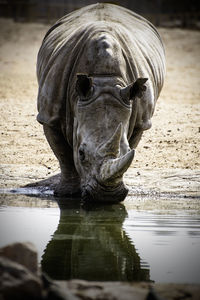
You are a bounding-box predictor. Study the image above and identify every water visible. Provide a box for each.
[0,193,200,283]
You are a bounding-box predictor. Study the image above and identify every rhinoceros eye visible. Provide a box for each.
[79,149,85,162]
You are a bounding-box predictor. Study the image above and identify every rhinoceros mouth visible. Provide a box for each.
[81,181,128,203]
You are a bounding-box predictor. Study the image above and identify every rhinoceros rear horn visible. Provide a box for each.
[120,78,148,102]
[97,123,122,157]
[76,74,93,98]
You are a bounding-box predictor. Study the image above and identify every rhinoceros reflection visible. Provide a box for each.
[41,201,150,281]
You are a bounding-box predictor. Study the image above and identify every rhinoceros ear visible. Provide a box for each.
[76,74,93,99]
[120,78,148,102]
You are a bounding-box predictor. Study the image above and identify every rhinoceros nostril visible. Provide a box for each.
[79,149,85,162]
[81,188,94,201]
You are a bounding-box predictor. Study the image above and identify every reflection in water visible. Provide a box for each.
[1,193,200,283]
[41,200,150,281]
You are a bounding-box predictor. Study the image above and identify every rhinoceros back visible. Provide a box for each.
[37,3,165,134]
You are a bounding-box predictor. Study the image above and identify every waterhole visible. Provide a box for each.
[0,191,200,283]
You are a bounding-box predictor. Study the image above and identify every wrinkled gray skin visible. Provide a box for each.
[37,3,165,202]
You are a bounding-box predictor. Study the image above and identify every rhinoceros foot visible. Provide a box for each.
[54,178,81,198]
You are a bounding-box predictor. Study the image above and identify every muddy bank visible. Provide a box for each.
[1,166,200,212]
[0,164,200,210]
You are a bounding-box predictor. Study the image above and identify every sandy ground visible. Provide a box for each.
[0,18,200,196]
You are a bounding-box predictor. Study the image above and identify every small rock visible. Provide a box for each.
[0,242,38,274]
[146,288,164,300]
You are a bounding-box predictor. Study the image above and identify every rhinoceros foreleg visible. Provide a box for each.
[43,124,81,197]
[129,108,152,149]
[129,128,144,149]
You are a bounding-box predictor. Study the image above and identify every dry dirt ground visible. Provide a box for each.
[0,18,200,199]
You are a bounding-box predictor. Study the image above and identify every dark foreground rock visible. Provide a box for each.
[0,242,200,300]
[0,256,42,300]
[0,242,38,274]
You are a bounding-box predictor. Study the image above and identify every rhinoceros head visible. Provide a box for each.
[73,74,147,202]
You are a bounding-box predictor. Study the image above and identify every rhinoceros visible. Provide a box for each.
[36,3,165,202]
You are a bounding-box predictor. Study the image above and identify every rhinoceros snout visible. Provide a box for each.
[81,182,128,203]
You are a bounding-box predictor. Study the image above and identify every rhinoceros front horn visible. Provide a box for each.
[99,149,135,184]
